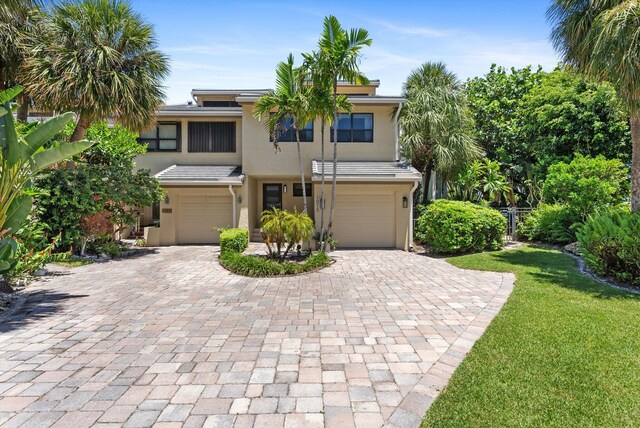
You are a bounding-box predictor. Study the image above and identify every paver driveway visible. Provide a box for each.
[0,247,514,428]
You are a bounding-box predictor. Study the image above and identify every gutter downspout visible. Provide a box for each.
[409,180,419,251]
[394,101,403,161]
[228,185,237,228]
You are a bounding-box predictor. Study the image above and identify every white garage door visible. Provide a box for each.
[332,193,395,248]
[177,195,233,244]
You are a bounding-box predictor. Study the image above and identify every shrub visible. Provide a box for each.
[416,200,506,253]
[219,228,248,254]
[542,154,628,221]
[261,208,314,259]
[578,208,640,285]
[517,203,578,244]
[219,251,330,277]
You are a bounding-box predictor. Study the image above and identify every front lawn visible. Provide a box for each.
[421,245,640,427]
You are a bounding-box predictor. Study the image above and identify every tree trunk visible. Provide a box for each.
[16,92,28,122]
[319,119,326,249]
[631,113,640,212]
[67,113,90,169]
[324,78,339,252]
[70,113,90,142]
[294,122,308,214]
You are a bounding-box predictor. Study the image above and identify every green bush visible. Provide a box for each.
[220,251,330,277]
[542,154,629,221]
[578,208,640,285]
[416,200,506,253]
[518,204,579,244]
[219,228,248,254]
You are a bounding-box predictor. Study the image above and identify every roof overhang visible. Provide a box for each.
[236,95,404,105]
[311,160,421,183]
[157,108,242,117]
[154,165,244,186]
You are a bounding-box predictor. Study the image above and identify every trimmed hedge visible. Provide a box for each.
[220,251,330,277]
[517,203,578,245]
[416,200,505,254]
[578,208,640,285]
[219,228,248,254]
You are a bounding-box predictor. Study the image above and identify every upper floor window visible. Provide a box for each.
[188,121,236,153]
[270,115,313,142]
[138,122,180,151]
[331,113,373,143]
[202,100,240,107]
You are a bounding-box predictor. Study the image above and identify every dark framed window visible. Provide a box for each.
[293,183,312,197]
[188,121,236,152]
[270,115,313,142]
[138,122,181,151]
[330,113,373,142]
[202,100,240,107]
[152,201,160,222]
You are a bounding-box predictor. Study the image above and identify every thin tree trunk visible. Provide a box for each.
[16,92,28,122]
[324,78,339,252]
[319,119,326,250]
[631,114,640,212]
[294,122,308,214]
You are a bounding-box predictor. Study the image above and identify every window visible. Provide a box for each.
[330,113,373,142]
[293,183,312,197]
[270,115,313,142]
[138,122,180,151]
[152,201,160,222]
[188,122,236,152]
[202,100,240,107]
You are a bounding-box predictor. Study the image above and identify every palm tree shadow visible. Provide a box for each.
[0,290,87,333]
[490,246,640,301]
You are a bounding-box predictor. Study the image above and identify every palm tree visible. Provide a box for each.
[399,62,480,203]
[308,15,371,251]
[548,0,640,211]
[22,0,169,141]
[254,54,312,214]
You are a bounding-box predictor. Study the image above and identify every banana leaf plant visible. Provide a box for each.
[0,86,94,273]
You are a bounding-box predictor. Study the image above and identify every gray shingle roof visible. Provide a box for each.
[154,165,244,184]
[311,161,421,181]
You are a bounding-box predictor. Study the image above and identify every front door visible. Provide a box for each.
[263,183,283,211]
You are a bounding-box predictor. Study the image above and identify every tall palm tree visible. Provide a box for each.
[308,15,371,250]
[548,0,640,211]
[22,0,169,141]
[399,62,480,203]
[254,54,312,214]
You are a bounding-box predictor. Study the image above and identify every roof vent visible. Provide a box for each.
[187,101,193,106]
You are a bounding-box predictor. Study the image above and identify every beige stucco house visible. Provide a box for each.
[136,80,421,250]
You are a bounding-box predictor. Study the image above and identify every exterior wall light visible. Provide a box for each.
[283,184,287,193]
[402,196,408,208]
[164,195,170,205]
[238,195,242,204]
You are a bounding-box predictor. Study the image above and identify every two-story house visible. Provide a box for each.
[135,80,421,250]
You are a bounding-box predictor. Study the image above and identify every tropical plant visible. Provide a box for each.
[254,54,312,214]
[304,15,371,251]
[0,86,93,273]
[548,0,640,211]
[260,208,314,260]
[542,154,629,221]
[22,0,169,141]
[219,228,249,255]
[33,121,163,249]
[400,62,480,203]
[448,158,511,204]
[79,211,112,256]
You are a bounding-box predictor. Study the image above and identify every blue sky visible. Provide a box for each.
[131,0,560,104]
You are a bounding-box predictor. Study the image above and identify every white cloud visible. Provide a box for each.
[373,19,447,38]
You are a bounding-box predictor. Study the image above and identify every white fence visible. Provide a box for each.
[498,207,533,241]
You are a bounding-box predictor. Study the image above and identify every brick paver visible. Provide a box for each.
[0,247,514,427]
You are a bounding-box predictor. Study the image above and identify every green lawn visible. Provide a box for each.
[52,258,93,268]
[421,245,640,428]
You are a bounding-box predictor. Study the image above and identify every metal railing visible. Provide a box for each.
[498,207,533,241]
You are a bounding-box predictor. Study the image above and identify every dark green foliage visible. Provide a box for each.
[219,228,248,254]
[416,200,505,253]
[34,121,163,250]
[542,154,629,220]
[578,208,640,285]
[219,251,330,277]
[448,158,511,204]
[518,204,577,244]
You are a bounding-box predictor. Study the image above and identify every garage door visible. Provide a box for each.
[177,195,233,244]
[332,193,395,248]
